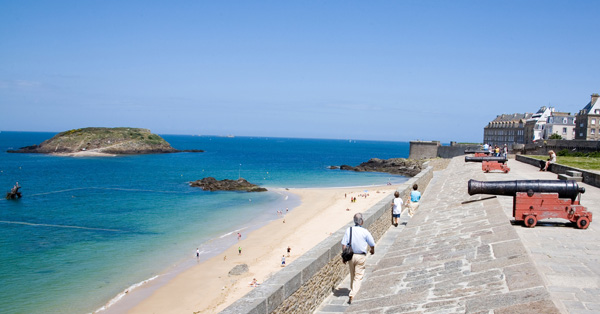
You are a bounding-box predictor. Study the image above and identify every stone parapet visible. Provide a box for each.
[516,155,600,188]
[220,165,435,314]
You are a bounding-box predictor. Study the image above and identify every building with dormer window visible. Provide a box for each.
[575,93,600,140]
[483,113,532,147]
[543,112,576,140]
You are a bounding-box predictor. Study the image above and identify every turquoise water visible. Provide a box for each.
[0,132,409,313]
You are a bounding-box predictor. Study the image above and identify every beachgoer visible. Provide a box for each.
[407,184,421,217]
[250,278,259,287]
[483,143,489,151]
[287,246,291,257]
[281,255,286,267]
[391,191,403,227]
[494,145,500,157]
[540,150,557,171]
[341,213,375,304]
[196,248,200,259]
[237,233,241,241]
[503,144,508,157]
[238,246,242,255]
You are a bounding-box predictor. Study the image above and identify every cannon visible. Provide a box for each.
[468,179,592,229]
[464,156,510,173]
[464,150,491,157]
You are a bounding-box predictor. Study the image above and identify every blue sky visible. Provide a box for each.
[1,1,599,142]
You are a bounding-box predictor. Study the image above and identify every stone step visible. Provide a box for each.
[558,174,583,182]
[566,170,582,177]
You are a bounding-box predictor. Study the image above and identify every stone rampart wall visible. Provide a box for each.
[522,139,600,155]
[516,155,600,188]
[408,141,440,159]
[437,144,480,159]
[220,165,435,314]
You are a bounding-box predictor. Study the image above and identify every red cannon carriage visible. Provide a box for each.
[468,179,592,229]
[465,156,510,173]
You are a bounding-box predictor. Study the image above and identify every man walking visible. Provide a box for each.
[341,213,375,304]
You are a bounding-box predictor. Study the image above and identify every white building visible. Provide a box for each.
[543,112,576,140]
[524,106,554,143]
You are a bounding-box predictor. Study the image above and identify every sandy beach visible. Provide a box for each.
[121,184,399,314]
[51,150,117,157]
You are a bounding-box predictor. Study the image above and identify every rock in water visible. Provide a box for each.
[6,127,203,155]
[189,177,268,192]
[338,158,424,177]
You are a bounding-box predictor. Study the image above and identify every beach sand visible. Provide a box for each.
[51,150,117,157]
[124,185,398,314]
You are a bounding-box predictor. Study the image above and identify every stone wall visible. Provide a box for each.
[220,165,435,314]
[408,141,440,159]
[522,139,600,155]
[409,141,481,159]
[437,144,480,159]
[515,155,600,188]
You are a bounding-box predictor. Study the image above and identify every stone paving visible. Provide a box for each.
[482,159,600,314]
[316,155,599,314]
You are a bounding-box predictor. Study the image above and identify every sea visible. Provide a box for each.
[0,131,410,314]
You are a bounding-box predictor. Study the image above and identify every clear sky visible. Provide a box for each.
[1,1,599,143]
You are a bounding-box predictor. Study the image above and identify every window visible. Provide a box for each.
[580,132,584,137]
[563,118,567,124]
[592,129,596,135]
[581,123,584,127]
[592,119,596,125]
[596,109,600,114]
[562,128,567,134]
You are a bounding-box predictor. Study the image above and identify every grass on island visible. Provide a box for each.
[525,155,600,171]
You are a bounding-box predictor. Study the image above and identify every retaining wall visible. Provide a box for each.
[515,155,600,188]
[522,139,600,155]
[220,165,435,314]
[408,141,440,159]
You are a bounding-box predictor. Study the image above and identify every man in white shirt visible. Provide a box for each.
[341,213,375,304]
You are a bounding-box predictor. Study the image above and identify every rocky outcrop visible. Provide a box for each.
[339,158,424,177]
[189,177,267,192]
[6,127,203,155]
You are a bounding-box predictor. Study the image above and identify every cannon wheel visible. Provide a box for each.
[576,216,590,229]
[524,215,537,228]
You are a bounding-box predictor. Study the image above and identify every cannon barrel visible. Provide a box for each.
[468,179,585,200]
[465,156,508,163]
[464,150,491,154]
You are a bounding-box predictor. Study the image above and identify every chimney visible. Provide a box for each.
[592,93,600,105]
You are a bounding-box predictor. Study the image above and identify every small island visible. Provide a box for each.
[189,177,267,192]
[6,127,203,156]
[338,158,424,177]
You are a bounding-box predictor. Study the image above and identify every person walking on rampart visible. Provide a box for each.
[341,213,375,304]
[407,184,421,217]
[391,191,403,227]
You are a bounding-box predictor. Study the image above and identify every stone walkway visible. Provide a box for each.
[483,159,600,314]
[315,156,599,314]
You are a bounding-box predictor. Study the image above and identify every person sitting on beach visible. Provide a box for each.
[407,184,421,217]
[250,278,259,287]
[540,150,556,171]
